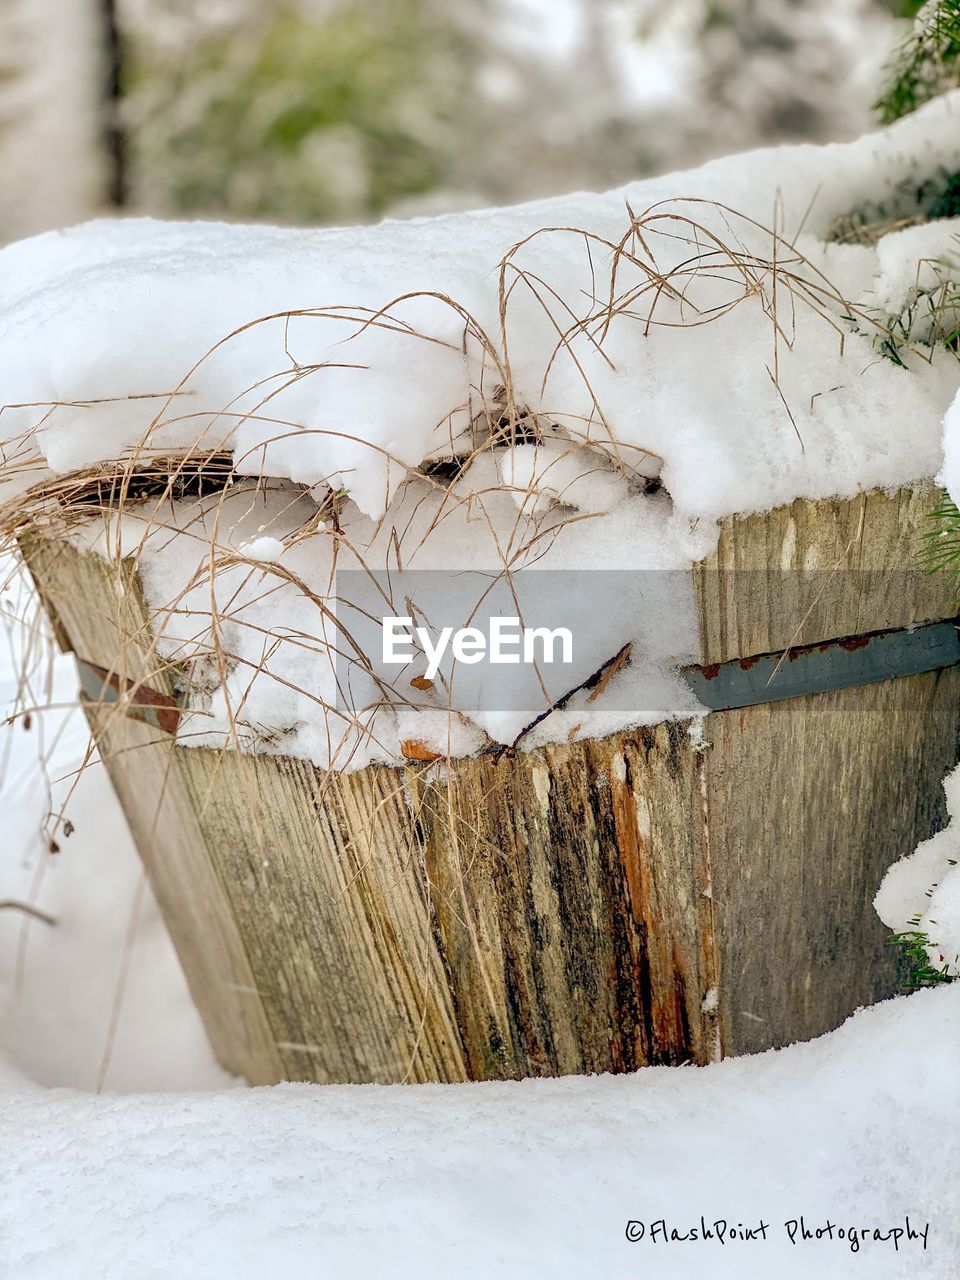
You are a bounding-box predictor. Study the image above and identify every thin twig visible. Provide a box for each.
[490,642,633,760]
[0,900,56,926]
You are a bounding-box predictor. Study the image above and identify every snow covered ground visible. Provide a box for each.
[0,594,958,1278]
[3,971,959,1277]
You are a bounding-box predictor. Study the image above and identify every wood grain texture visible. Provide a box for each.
[21,533,286,1084]
[22,534,717,1081]
[694,484,955,665]
[705,667,960,1055]
[170,750,467,1083]
[19,483,960,1084]
[407,725,717,1078]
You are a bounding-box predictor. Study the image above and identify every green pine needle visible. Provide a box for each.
[921,494,960,591]
[875,0,960,123]
[888,929,955,990]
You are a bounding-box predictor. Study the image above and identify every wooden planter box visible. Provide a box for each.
[22,485,960,1085]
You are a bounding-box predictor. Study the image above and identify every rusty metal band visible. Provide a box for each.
[75,618,960,736]
[682,619,960,712]
[77,659,182,735]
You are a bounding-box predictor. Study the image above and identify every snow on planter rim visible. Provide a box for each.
[0,94,959,770]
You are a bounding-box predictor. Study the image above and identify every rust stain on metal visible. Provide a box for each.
[838,635,872,652]
[787,632,877,662]
[80,661,181,734]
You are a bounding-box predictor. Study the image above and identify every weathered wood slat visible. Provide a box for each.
[180,751,467,1083]
[20,484,960,1084]
[705,667,960,1055]
[22,535,285,1084]
[694,484,954,664]
[407,726,716,1077]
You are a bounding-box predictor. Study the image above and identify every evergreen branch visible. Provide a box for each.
[876,0,960,123]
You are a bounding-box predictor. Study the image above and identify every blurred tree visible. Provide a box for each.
[114,0,913,227]
[119,0,665,223]
[636,0,899,170]
[121,0,480,223]
[0,0,105,243]
[1,0,932,240]
[101,0,126,206]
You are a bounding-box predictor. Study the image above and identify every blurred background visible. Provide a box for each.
[0,1,936,244]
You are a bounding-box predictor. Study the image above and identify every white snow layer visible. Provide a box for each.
[876,763,960,977]
[2,985,958,1279]
[1,95,960,768]
[939,385,960,514]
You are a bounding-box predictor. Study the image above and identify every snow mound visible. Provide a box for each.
[876,763,960,977]
[1,95,959,768]
[2,985,958,1279]
[1,93,958,518]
